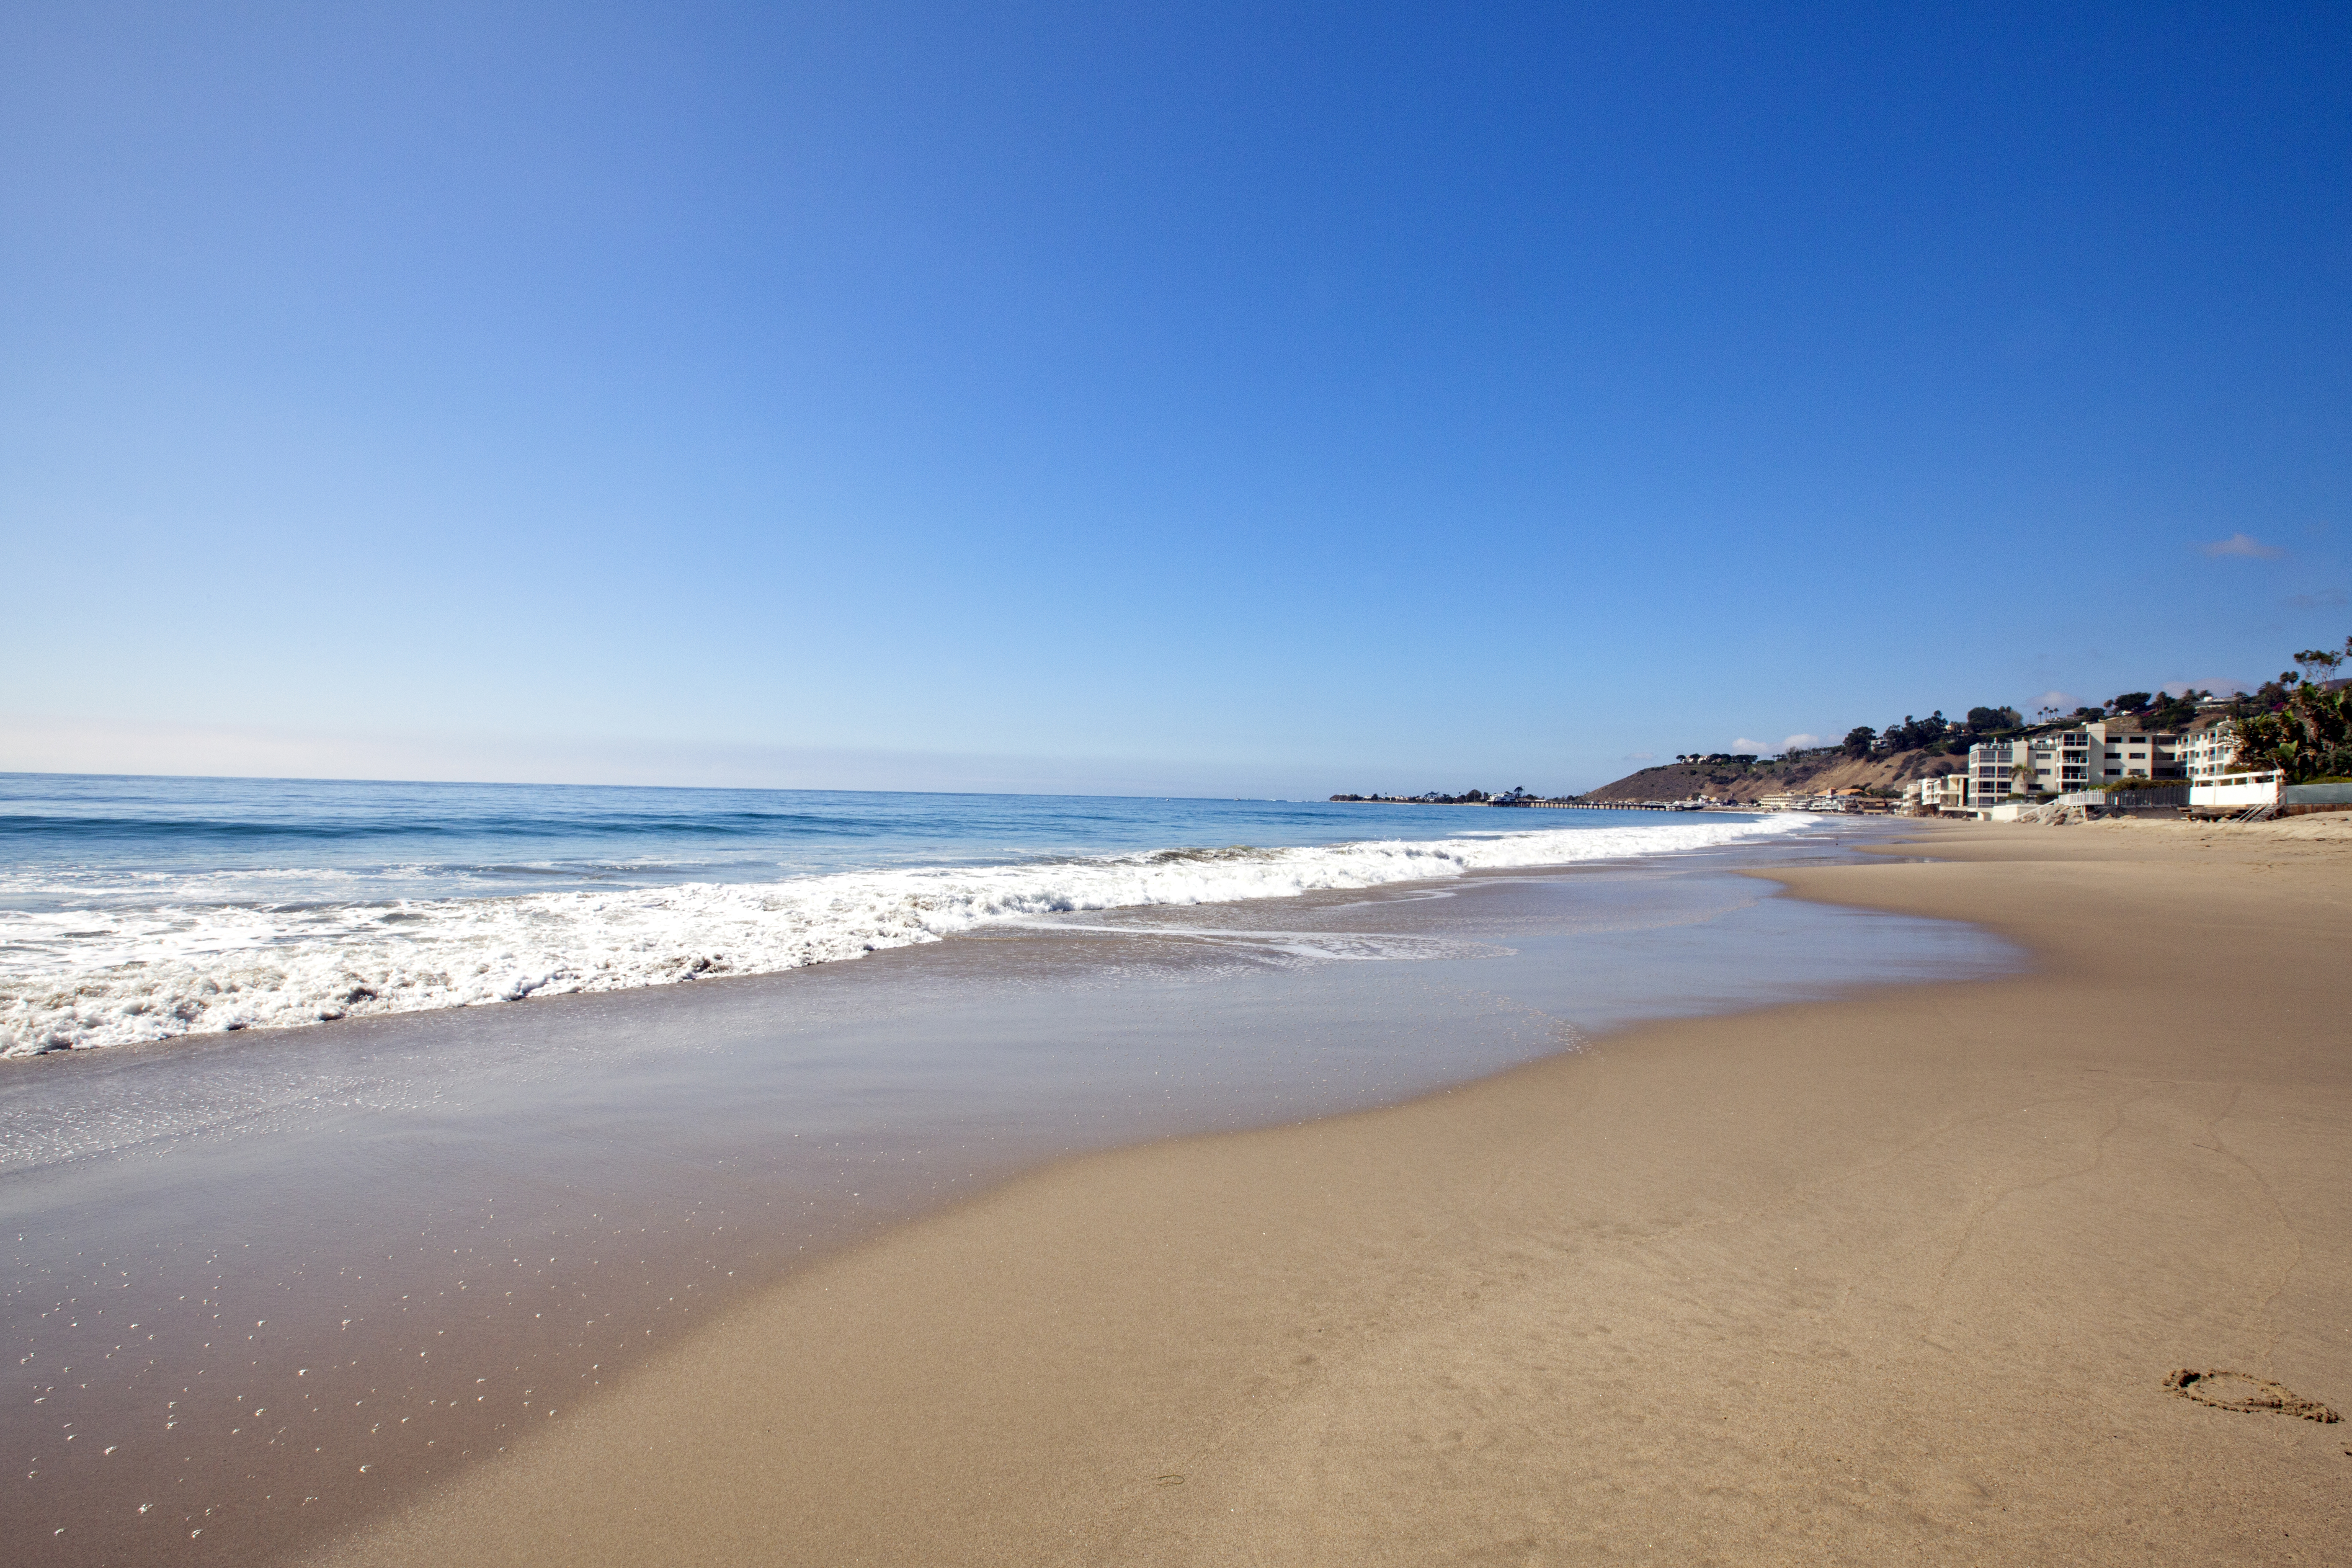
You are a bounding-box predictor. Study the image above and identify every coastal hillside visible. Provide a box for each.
[1581,749,1960,805]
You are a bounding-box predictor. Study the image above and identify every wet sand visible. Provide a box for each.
[296,817,2352,1566]
[7,827,2015,1565]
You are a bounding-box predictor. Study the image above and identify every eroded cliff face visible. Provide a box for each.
[1583,748,1960,804]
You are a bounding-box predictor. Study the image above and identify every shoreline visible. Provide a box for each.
[11,826,1990,1566]
[294,816,2352,1566]
[3,804,1812,1058]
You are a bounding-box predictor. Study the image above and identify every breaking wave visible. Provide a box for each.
[2,814,1816,1056]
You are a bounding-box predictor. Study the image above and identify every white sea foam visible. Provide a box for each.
[0,815,1818,1056]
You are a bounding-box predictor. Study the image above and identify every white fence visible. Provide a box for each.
[2189,772,2282,809]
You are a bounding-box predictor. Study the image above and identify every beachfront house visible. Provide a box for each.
[1756,792,1824,811]
[1904,773,1969,813]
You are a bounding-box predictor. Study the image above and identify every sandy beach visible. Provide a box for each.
[14,819,1983,1568]
[276,816,2352,1566]
[21,6,2344,1562]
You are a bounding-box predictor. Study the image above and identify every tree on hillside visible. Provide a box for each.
[1843,726,1876,758]
[1966,706,2025,735]
[2295,643,2347,683]
[2107,691,2153,714]
[1880,712,1949,752]
[2145,688,2208,730]
[2236,676,2295,715]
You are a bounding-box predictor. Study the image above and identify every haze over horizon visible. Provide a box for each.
[5,2,2347,797]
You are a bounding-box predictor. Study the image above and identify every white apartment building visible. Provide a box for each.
[2088,723,2187,781]
[2184,722,2244,782]
[1965,720,2191,804]
[1968,731,2089,804]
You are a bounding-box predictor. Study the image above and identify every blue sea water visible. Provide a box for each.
[0,774,1679,898]
[0,772,2001,1566]
[0,773,1814,1055]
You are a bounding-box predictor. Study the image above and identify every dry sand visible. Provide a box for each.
[301,817,2352,1566]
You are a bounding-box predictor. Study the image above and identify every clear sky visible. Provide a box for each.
[4,2,2347,797]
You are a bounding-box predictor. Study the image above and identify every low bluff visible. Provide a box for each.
[1581,750,1960,805]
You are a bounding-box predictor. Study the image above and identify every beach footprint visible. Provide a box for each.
[2164,1368,2340,1424]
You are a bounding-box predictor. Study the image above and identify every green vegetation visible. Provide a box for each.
[2226,637,2352,783]
[1839,707,2029,760]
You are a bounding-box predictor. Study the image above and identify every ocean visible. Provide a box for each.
[4,774,2020,1564]
[0,774,1821,1056]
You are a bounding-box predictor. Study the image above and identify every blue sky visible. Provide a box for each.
[4,2,2347,796]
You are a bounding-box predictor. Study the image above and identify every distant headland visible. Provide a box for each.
[1332,643,2352,812]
